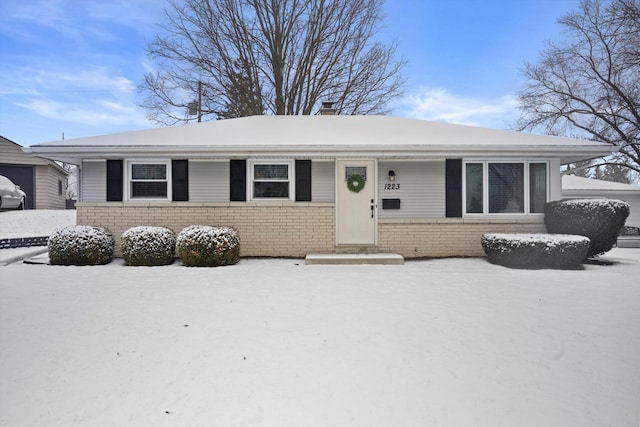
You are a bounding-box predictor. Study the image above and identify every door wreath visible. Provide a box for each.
[347,173,366,193]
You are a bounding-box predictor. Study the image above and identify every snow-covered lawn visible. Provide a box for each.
[0,209,76,238]
[1,254,639,426]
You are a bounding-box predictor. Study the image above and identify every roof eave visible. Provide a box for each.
[24,143,617,164]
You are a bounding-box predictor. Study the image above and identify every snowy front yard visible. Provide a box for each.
[1,255,639,426]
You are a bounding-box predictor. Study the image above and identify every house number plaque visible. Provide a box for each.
[383,183,401,190]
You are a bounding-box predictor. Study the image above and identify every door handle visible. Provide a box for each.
[371,199,375,218]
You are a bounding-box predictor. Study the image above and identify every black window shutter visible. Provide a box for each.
[172,160,189,201]
[295,160,312,202]
[106,159,123,202]
[445,159,462,217]
[230,159,247,201]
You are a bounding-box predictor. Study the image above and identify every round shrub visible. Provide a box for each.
[48,225,114,265]
[545,199,630,257]
[176,225,240,267]
[121,226,176,266]
[481,233,590,269]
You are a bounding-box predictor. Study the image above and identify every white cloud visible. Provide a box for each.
[4,63,128,92]
[4,65,140,119]
[28,68,135,93]
[396,87,520,129]
[16,97,146,127]
[2,0,164,43]
[7,66,146,128]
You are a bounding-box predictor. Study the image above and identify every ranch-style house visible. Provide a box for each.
[24,114,615,258]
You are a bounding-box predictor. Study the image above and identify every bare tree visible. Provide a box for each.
[58,162,77,200]
[138,0,406,124]
[594,163,632,183]
[516,0,640,178]
[563,159,597,178]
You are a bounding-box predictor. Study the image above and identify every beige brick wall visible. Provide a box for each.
[77,203,547,258]
[76,202,335,257]
[379,218,547,258]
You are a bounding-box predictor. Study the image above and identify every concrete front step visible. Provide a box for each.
[305,253,404,265]
[334,245,379,254]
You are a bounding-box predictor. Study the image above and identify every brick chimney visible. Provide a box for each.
[319,101,336,115]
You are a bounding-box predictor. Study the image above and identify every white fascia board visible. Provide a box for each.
[25,142,616,164]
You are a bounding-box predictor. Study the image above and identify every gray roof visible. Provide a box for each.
[24,115,616,164]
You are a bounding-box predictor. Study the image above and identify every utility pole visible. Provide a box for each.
[187,81,204,122]
[197,80,202,123]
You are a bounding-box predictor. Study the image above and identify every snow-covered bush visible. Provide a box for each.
[481,233,590,269]
[48,225,114,265]
[545,199,629,257]
[121,226,176,266]
[176,225,240,267]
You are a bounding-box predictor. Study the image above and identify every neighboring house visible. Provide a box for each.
[1,136,68,210]
[24,115,615,258]
[562,174,640,227]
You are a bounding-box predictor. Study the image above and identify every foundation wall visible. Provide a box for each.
[379,218,547,258]
[77,202,335,258]
[77,203,546,258]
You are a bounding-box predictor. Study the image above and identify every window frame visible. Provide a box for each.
[125,160,172,201]
[462,160,549,216]
[248,159,294,201]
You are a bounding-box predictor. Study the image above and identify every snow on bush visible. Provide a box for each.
[481,233,590,269]
[545,199,629,257]
[176,225,240,267]
[121,226,176,266]
[48,225,114,266]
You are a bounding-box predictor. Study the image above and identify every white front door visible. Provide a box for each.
[336,160,376,245]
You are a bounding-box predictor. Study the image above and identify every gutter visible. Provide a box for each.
[24,144,617,164]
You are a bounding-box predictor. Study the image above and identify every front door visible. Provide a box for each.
[336,160,376,245]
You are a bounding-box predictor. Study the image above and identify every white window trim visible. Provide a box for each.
[462,160,549,216]
[125,159,172,201]
[248,159,294,201]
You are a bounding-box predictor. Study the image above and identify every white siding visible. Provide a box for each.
[625,194,640,227]
[34,165,66,209]
[189,161,229,202]
[1,136,50,166]
[81,161,106,202]
[312,160,335,202]
[549,158,562,202]
[378,161,445,218]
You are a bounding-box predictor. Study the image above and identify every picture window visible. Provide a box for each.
[463,161,548,215]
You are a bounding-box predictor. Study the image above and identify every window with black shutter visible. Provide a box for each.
[445,159,462,217]
[230,159,247,201]
[295,160,311,202]
[106,159,123,201]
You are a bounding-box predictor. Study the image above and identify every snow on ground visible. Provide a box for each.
[1,210,639,426]
[1,254,639,426]
[0,209,76,238]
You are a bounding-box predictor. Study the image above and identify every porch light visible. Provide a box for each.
[388,170,396,181]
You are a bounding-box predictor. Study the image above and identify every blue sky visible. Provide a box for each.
[0,0,581,146]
